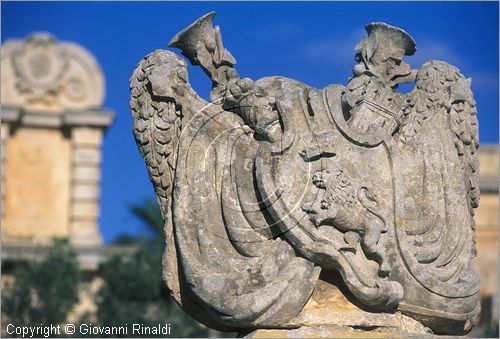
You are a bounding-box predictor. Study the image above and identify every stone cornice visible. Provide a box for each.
[0,107,114,129]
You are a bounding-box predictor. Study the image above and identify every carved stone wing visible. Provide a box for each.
[130,50,232,331]
[386,60,480,331]
[130,50,186,217]
[442,63,480,254]
[405,60,480,255]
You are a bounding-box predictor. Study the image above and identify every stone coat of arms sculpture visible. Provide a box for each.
[130,12,480,336]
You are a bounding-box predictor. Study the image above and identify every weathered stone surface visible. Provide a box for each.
[284,272,429,332]
[71,202,99,219]
[245,326,425,338]
[71,127,103,147]
[73,148,102,164]
[73,166,101,183]
[131,12,482,336]
[72,185,100,200]
[244,325,446,339]
[2,127,71,239]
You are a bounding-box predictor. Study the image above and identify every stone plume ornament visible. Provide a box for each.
[130,12,481,336]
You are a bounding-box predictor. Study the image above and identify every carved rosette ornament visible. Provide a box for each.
[131,13,480,336]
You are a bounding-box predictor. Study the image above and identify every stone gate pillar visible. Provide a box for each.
[1,33,113,247]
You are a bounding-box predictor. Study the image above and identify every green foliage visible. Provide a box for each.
[127,199,164,239]
[1,200,233,338]
[94,199,230,337]
[2,239,80,329]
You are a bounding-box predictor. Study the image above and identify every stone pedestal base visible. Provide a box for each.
[244,325,431,338]
[243,270,436,338]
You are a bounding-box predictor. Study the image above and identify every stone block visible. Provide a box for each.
[72,184,99,200]
[70,227,102,247]
[72,127,102,147]
[73,148,101,164]
[73,166,100,183]
[70,220,99,232]
[71,201,99,219]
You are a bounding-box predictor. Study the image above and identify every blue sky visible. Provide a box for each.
[2,2,498,243]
